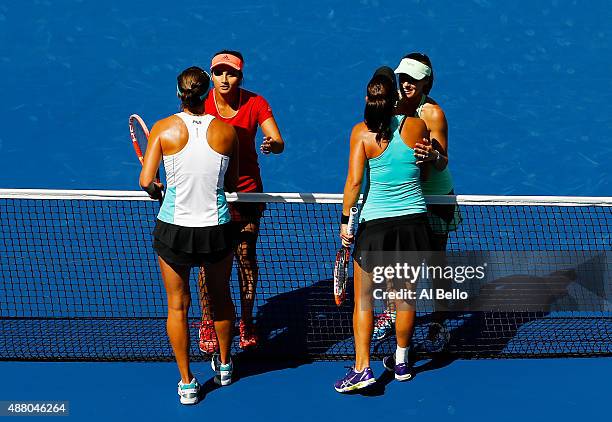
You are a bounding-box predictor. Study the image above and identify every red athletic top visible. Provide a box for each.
[204,89,274,193]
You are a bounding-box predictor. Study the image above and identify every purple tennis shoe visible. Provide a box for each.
[334,366,376,393]
[383,354,413,381]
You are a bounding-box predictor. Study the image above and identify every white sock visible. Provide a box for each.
[395,346,408,363]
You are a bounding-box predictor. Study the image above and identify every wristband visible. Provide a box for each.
[341,214,350,224]
[143,182,162,200]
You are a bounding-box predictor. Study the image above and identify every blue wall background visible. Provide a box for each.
[0,0,610,195]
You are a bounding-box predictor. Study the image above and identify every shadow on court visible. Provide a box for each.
[366,259,609,387]
[225,278,354,381]
[201,256,609,394]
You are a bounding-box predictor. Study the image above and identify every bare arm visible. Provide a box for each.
[414,106,449,171]
[427,107,449,171]
[224,131,239,193]
[260,116,285,154]
[340,124,367,246]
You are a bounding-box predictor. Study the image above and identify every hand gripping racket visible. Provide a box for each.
[333,206,358,306]
[129,114,163,203]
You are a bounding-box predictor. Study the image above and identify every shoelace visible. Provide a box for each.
[343,366,368,378]
[342,365,358,377]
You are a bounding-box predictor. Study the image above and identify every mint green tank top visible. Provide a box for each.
[421,166,454,195]
[359,116,427,223]
[415,95,455,195]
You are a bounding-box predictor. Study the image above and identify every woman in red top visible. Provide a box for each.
[198,50,285,352]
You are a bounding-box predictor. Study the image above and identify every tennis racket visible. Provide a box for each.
[333,206,358,306]
[129,114,163,203]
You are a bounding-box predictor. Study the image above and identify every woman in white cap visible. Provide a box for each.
[197,50,285,353]
[140,66,238,404]
[373,53,461,355]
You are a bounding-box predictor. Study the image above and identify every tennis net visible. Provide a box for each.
[0,189,610,361]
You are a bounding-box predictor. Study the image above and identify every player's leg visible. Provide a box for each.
[234,220,260,348]
[158,256,194,383]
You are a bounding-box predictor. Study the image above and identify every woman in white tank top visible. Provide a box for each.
[139,66,239,405]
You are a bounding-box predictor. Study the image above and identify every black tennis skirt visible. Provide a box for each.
[352,213,432,272]
[153,219,234,267]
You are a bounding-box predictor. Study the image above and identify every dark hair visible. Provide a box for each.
[364,74,395,142]
[404,52,434,95]
[372,66,399,104]
[177,66,210,110]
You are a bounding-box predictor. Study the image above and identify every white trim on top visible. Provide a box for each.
[0,189,611,207]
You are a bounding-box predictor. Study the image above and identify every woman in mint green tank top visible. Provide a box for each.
[369,53,462,352]
[334,67,432,393]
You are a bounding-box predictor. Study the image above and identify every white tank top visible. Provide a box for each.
[157,112,231,227]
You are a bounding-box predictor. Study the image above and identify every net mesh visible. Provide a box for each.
[0,190,610,361]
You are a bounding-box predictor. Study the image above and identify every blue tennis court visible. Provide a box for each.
[0,0,610,420]
[2,359,612,419]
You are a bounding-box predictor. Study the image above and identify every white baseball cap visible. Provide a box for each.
[394,58,431,80]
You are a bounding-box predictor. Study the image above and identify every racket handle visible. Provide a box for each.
[347,206,358,236]
[154,170,163,204]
